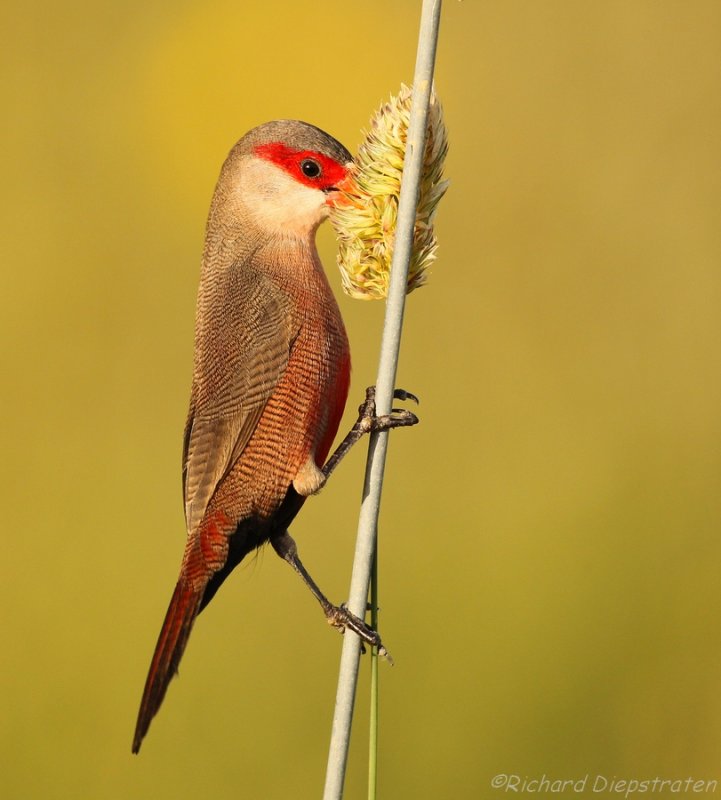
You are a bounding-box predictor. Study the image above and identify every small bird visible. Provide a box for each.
[132,120,416,753]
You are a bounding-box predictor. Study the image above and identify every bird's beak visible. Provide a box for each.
[322,187,340,210]
[323,163,354,205]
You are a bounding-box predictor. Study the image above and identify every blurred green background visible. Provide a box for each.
[3,1,721,798]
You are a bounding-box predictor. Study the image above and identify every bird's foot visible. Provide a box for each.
[355,386,419,435]
[321,386,418,482]
[325,603,394,664]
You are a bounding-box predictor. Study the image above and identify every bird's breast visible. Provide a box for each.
[210,262,350,522]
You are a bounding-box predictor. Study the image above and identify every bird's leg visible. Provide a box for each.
[278,387,415,657]
[322,386,419,482]
[270,529,393,662]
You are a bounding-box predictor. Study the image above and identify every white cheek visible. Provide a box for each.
[236,158,328,237]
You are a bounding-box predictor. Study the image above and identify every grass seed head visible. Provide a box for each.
[330,84,449,300]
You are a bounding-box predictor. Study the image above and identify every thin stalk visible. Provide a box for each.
[322,2,443,798]
[368,549,379,800]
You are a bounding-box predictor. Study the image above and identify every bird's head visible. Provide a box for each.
[220,120,353,239]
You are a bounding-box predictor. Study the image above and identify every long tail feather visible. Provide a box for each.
[132,580,203,753]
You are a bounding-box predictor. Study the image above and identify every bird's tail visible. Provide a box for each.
[132,579,203,753]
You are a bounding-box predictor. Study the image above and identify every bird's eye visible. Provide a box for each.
[300,159,322,179]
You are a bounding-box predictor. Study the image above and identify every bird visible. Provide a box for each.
[132,120,417,754]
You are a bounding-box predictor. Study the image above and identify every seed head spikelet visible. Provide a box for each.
[330,84,449,300]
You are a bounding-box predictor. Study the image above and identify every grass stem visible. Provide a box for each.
[322,2,443,798]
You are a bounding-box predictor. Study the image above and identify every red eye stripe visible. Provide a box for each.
[254,142,348,190]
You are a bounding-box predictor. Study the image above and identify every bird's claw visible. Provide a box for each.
[356,386,420,435]
[372,409,419,432]
[325,603,393,664]
[361,385,419,408]
[391,388,419,405]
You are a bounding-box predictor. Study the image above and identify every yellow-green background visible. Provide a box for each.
[3,2,721,798]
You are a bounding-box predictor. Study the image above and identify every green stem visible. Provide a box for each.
[368,548,379,800]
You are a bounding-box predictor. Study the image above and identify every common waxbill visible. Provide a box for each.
[132,120,415,753]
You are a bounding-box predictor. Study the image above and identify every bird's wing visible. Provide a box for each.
[182,266,294,535]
